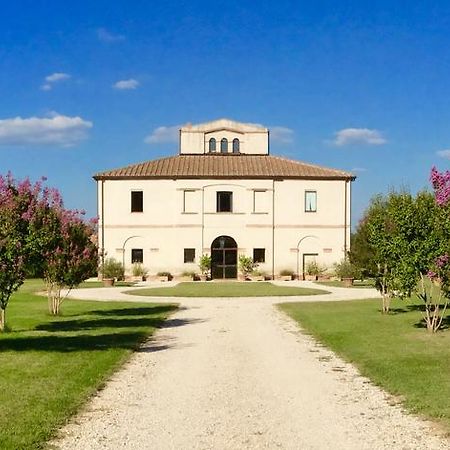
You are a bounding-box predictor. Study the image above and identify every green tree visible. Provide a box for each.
[365,190,446,313]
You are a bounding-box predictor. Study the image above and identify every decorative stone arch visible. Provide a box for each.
[296,235,321,279]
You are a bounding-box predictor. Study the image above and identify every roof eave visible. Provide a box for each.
[93,174,356,181]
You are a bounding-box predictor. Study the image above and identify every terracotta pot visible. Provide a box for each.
[103,278,115,287]
[342,277,354,287]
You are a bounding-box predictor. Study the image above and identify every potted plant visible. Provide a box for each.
[198,254,211,281]
[250,270,265,282]
[131,262,148,281]
[157,271,172,282]
[179,270,196,281]
[102,258,125,287]
[279,269,294,281]
[334,260,360,286]
[238,255,257,280]
[304,261,321,281]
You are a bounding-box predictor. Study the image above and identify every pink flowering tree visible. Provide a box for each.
[421,167,450,332]
[35,206,98,316]
[0,173,61,331]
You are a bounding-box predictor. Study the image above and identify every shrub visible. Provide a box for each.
[199,254,211,276]
[157,271,172,280]
[280,269,294,277]
[103,258,125,280]
[238,255,257,277]
[132,263,148,277]
[181,270,196,278]
[334,260,360,279]
[305,261,323,276]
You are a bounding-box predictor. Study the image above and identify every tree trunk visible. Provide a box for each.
[0,307,5,332]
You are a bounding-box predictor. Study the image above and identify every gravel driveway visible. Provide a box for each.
[53,283,449,449]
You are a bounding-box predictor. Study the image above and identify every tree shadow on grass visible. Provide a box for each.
[0,331,151,352]
[413,314,450,330]
[383,304,428,315]
[87,305,177,317]
[35,317,167,332]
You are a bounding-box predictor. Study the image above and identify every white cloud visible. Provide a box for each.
[45,72,71,83]
[0,115,92,146]
[333,128,386,146]
[350,167,367,172]
[113,79,140,90]
[437,149,450,159]
[40,72,71,91]
[97,28,125,43]
[270,126,294,143]
[144,125,180,144]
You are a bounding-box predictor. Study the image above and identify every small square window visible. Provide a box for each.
[131,191,143,212]
[253,248,265,263]
[131,248,143,263]
[217,191,233,212]
[305,191,317,212]
[184,248,195,263]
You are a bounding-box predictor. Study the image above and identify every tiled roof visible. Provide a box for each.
[93,154,355,180]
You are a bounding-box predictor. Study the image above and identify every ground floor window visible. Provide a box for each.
[131,248,143,263]
[184,248,195,263]
[253,248,265,263]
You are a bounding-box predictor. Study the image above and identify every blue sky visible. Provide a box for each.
[1,1,450,225]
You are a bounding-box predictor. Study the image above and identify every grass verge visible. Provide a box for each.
[314,279,375,288]
[127,281,329,297]
[279,296,450,431]
[0,280,177,450]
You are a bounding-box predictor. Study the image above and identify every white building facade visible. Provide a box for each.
[95,119,355,279]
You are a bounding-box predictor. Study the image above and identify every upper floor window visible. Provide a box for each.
[232,138,240,153]
[209,138,216,153]
[131,191,143,212]
[253,190,268,213]
[221,138,228,153]
[217,191,233,212]
[305,190,317,212]
[183,190,196,213]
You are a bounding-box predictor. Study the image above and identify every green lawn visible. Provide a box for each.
[279,297,450,431]
[127,281,329,297]
[314,279,375,288]
[0,280,177,450]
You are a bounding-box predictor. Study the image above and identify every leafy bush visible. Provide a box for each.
[103,258,125,280]
[157,271,172,280]
[305,261,323,276]
[199,254,211,276]
[238,255,257,277]
[132,263,148,277]
[181,271,196,278]
[334,260,360,279]
[280,269,294,277]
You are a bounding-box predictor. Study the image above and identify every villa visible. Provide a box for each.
[94,119,355,279]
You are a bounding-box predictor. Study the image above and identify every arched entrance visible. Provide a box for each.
[211,236,238,279]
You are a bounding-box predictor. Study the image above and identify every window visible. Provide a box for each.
[184,248,195,263]
[131,191,143,212]
[232,138,240,153]
[305,190,317,212]
[217,191,233,212]
[183,190,196,213]
[253,190,268,213]
[209,138,216,153]
[220,138,228,153]
[253,248,265,263]
[131,248,143,263]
